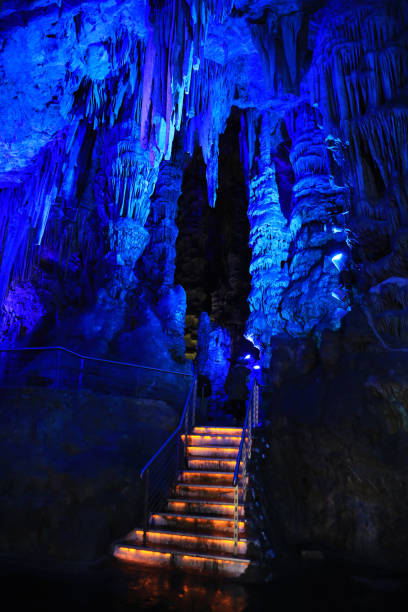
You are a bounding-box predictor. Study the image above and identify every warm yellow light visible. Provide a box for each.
[167,501,244,516]
[187,445,238,454]
[114,546,172,561]
[193,427,243,433]
[180,554,247,566]
[188,459,236,466]
[176,485,234,491]
[154,513,245,530]
[183,470,233,478]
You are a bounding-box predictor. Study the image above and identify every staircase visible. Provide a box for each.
[112,425,252,578]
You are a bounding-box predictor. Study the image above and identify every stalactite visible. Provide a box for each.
[140,151,185,292]
[72,36,145,131]
[239,109,257,186]
[139,0,234,166]
[183,59,238,206]
[1,0,407,356]
[0,129,77,303]
[249,11,277,92]
[281,13,303,87]
[308,0,408,347]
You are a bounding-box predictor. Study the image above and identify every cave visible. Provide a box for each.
[1,0,408,608]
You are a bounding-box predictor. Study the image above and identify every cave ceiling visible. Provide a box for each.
[0,0,407,360]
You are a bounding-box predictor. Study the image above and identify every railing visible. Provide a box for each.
[0,346,193,408]
[140,375,198,545]
[232,379,260,556]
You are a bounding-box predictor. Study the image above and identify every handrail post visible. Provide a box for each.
[192,377,197,428]
[254,381,259,426]
[248,396,252,460]
[184,400,189,463]
[176,432,182,480]
[233,483,239,556]
[143,468,149,546]
[56,348,61,388]
[242,445,247,501]
[78,358,84,389]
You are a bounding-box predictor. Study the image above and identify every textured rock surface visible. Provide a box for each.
[0,387,179,561]
[249,308,408,571]
[252,415,408,570]
[195,312,232,403]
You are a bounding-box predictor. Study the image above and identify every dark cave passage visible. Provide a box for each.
[175,108,251,360]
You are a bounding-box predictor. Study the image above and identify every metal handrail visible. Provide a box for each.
[1,345,197,547]
[0,346,193,377]
[140,375,198,545]
[140,376,197,478]
[232,379,259,555]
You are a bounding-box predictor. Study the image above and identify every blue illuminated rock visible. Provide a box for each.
[0,0,406,362]
[196,312,231,403]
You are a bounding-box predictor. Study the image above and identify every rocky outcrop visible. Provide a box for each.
[252,407,408,570]
[195,312,231,403]
[246,111,291,351]
[250,305,408,569]
[0,387,180,562]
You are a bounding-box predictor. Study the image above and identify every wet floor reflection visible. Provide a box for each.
[1,559,407,612]
[124,568,248,612]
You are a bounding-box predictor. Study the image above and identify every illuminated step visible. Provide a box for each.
[167,499,244,518]
[124,528,248,556]
[187,445,239,459]
[113,544,250,577]
[187,457,240,471]
[179,470,234,485]
[150,512,246,535]
[193,426,243,436]
[181,434,241,447]
[175,483,240,502]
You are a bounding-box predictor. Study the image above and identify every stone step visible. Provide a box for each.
[187,457,240,471]
[112,425,251,578]
[179,470,235,485]
[174,483,240,502]
[193,426,243,436]
[150,512,246,535]
[186,445,239,459]
[123,528,248,556]
[113,544,250,577]
[181,433,242,447]
[167,498,244,518]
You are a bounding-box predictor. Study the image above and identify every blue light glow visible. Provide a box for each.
[244,334,260,350]
[244,354,251,360]
[331,288,347,302]
[253,364,261,370]
[331,252,345,271]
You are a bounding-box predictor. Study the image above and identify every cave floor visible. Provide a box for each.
[1,556,407,611]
